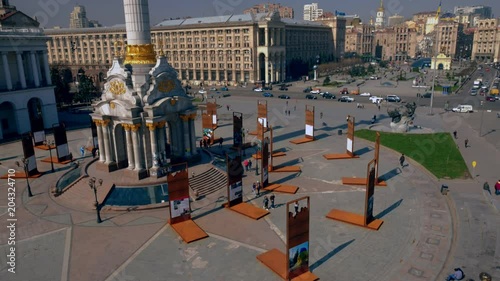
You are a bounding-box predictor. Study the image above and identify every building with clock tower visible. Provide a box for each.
[375,0,385,28]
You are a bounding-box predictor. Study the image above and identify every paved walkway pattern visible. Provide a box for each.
[0,95,499,281]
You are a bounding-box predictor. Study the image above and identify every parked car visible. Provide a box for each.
[303,86,312,93]
[305,94,317,100]
[323,93,336,99]
[360,92,371,97]
[220,87,228,91]
[485,96,496,102]
[369,96,384,103]
[210,87,217,91]
[386,95,401,102]
[338,96,354,102]
[470,89,478,96]
[340,88,349,95]
[198,89,207,94]
[278,94,290,99]
[279,85,288,91]
[369,76,380,80]
[262,92,273,97]
[253,88,263,92]
[310,88,321,94]
[422,92,432,98]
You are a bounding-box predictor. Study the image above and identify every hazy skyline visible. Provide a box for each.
[12,0,500,28]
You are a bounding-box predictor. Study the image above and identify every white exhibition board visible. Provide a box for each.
[347,138,353,153]
[305,124,314,137]
[258,117,267,128]
[57,143,70,158]
[212,115,217,125]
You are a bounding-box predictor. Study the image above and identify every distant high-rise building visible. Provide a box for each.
[88,20,102,28]
[375,0,385,28]
[69,5,89,28]
[388,14,405,26]
[303,3,323,21]
[454,5,492,27]
[243,3,294,19]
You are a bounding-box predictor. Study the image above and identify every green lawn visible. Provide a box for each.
[354,129,469,179]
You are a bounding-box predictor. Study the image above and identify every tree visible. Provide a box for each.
[74,74,98,103]
[367,64,375,74]
[378,61,389,68]
[50,65,72,107]
[323,76,331,86]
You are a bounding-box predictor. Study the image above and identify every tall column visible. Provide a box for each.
[30,51,40,87]
[270,28,275,46]
[156,121,167,162]
[123,124,135,170]
[265,27,269,46]
[95,120,106,163]
[189,114,198,156]
[2,52,12,90]
[131,124,144,170]
[269,60,274,83]
[101,119,113,164]
[16,52,26,89]
[265,56,269,84]
[147,122,159,167]
[42,51,52,86]
[35,52,42,86]
[180,115,191,157]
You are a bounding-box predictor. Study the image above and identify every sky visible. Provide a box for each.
[12,0,500,28]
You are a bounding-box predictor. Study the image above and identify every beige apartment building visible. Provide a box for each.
[471,18,500,62]
[373,24,418,61]
[45,12,342,86]
[434,21,464,58]
[344,24,374,59]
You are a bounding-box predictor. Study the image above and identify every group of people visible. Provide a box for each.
[243,159,253,171]
[200,138,211,149]
[262,194,275,210]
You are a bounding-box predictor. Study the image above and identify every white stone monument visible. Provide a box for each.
[90,0,198,179]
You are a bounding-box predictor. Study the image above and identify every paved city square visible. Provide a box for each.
[1,93,499,281]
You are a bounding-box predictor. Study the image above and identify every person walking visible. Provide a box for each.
[219,137,223,148]
[453,131,457,139]
[320,112,323,119]
[270,193,275,209]
[248,159,252,170]
[399,153,405,167]
[495,179,500,195]
[464,138,469,148]
[256,181,261,196]
[243,159,249,171]
[80,146,85,157]
[252,182,257,194]
[263,196,269,210]
[294,201,299,214]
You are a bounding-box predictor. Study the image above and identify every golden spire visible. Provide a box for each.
[378,0,384,12]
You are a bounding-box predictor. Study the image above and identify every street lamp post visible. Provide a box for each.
[16,158,33,197]
[88,177,103,223]
[479,101,485,137]
[255,147,260,176]
[43,139,55,173]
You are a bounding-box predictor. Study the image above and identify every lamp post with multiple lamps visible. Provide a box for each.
[16,158,33,197]
[88,177,103,223]
[43,139,55,173]
[313,55,320,82]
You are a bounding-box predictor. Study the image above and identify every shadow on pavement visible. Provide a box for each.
[379,168,400,182]
[375,199,403,219]
[191,196,226,220]
[273,129,305,143]
[354,146,373,156]
[310,239,355,271]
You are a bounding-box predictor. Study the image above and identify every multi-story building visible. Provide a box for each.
[303,3,323,21]
[45,12,343,85]
[243,3,294,19]
[434,19,471,59]
[0,0,58,140]
[344,24,374,60]
[388,15,405,27]
[471,18,500,62]
[454,5,492,27]
[374,23,417,61]
[69,5,89,29]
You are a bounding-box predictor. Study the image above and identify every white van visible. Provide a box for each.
[452,105,473,113]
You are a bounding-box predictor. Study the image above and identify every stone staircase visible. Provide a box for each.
[189,167,227,197]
